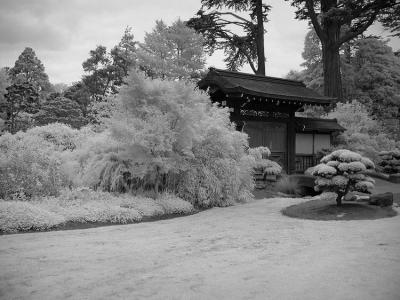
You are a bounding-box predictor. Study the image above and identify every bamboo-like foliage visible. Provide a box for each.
[69,70,256,207]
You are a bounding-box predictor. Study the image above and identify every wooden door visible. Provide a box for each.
[243,121,287,170]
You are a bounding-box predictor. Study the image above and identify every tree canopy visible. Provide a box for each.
[35,93,86,129]
[137,19,206,80]
[288,0,400,100]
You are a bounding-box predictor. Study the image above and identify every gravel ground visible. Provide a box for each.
[1,197,400,300]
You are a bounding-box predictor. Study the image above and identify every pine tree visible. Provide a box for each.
[2,82,39,133]
[82,27,137,101]
[9,47,52,94]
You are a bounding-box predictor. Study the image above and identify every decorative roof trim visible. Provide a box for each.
[199,68,336,105]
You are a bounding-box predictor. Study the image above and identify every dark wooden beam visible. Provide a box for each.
[287,110,296,174]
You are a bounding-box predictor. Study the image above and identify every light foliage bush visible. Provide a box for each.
[67,70,255,207]
[0,123,92,199]
[312,149,375,206]
[26,123,85,151]
[327,100,400,162]
[0,132,66,199]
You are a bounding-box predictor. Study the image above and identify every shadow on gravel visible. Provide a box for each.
[282,199,398,221]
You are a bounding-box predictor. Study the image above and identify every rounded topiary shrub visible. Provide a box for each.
[378,149,400,174]
[248,146,282,177]
[312,149,375,206]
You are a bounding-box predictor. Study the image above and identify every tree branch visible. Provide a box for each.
[305,0,326,41]
[219,31,257,73]
[337,13,378,46]
[213,11,252,24]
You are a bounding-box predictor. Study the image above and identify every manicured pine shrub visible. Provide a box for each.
[378,149,400,174]
[312,149,375,206]
[248,146,282,177]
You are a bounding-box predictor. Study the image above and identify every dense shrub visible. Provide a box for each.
[66,71,255,207]
[312,149,375,206]
[328,101,400,162]
[0,123,90,199]
[378,149,400,174]
[35,95,87,129]
[0,132,66,199]
[26,123,86,151]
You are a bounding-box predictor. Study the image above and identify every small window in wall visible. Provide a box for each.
[296,133,332,155]
[296,133,313,154]
[314,134,331,152]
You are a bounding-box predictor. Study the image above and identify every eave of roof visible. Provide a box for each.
[199,68,335,105]
[295,117,345,132]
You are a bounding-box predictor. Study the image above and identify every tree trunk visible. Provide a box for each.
[322,43,342,101]
[154,166,161,199]
[319,0,343,101]
[255,0,265,75]
[336,193,342,206]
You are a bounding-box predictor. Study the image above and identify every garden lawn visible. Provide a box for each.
[1,197,400,300]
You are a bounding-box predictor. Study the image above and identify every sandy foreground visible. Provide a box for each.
[1,197,399,300]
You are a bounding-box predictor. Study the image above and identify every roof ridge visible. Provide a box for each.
[210,67,306,87]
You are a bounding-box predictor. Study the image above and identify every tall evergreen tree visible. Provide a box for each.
[288,33,400,139]
[1,82,39,133]
[82,27,137,101]
[187,0,270,75]
[8,47,52,94]
[288,0,399,100]
[0,68,10,132]
[63,81,92,117]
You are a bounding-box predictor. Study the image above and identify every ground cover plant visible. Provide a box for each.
[312,149,375,206]
[0,189,195,233]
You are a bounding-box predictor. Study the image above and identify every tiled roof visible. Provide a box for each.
[199,68,334,105]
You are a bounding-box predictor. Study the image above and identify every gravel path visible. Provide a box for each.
[1,197,400,300]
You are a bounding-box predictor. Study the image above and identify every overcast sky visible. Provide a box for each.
[0,0,399,85]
